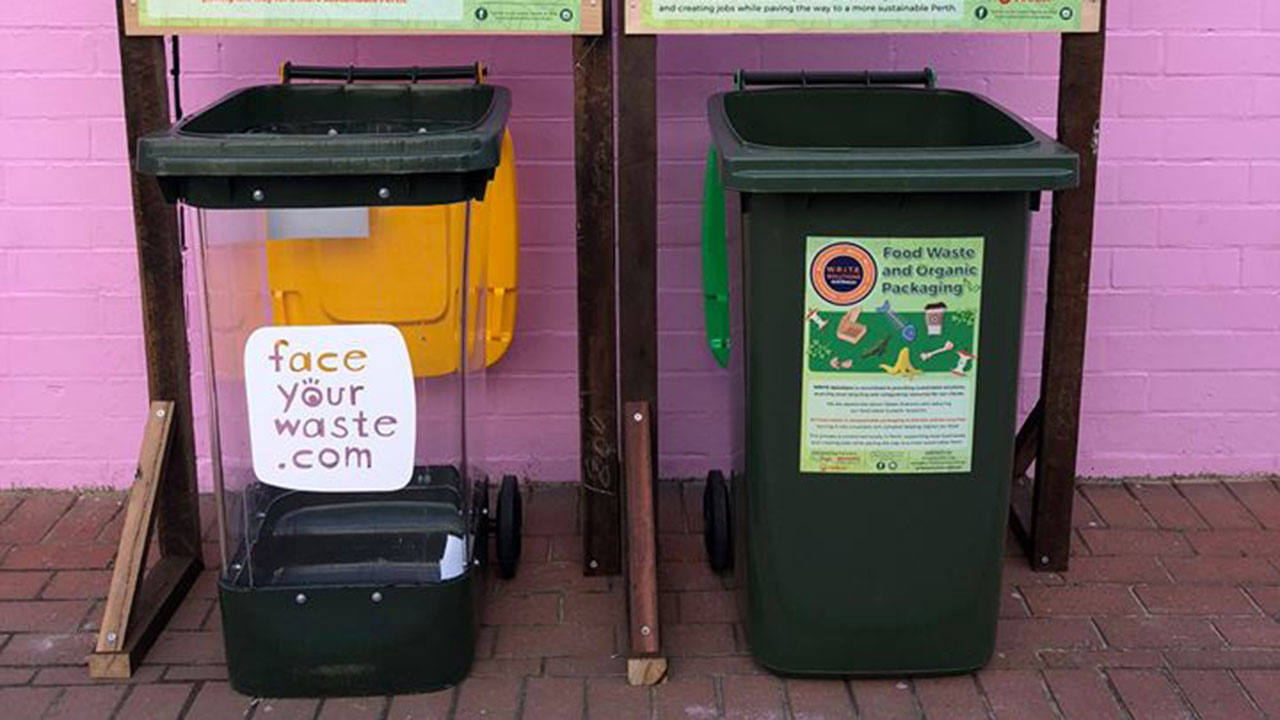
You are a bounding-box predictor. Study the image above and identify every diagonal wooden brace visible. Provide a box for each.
[89,402,203,679]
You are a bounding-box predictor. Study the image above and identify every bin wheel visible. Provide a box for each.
[703,470,732,573]
[496,475,522,579]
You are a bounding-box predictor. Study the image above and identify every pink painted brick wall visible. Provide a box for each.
[2,3,1278,488]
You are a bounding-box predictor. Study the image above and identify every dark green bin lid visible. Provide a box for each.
[137,82,510,208]
[707,85,1078,194]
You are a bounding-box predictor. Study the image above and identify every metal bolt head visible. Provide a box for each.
[371,591,383,603]
[155,408,166,418]
[640,625,651,636]
[106,631,117,645]
[378,187,391,200]
[294,593,308,605]
[230,563,242,572]
[633,412,643,422]
[251,189,265,202]
[588,559,599,570]
[327,127,338,136]
[1039,555,1051,566]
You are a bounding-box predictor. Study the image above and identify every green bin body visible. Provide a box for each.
[707,78,1078,675]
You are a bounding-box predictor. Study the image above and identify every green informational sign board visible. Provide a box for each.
[125,0,601,35]
[627,0,1097,34]
[800,236,984,475]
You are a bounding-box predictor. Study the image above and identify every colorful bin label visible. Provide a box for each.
[244,324,416,492]
[800,236,984,475]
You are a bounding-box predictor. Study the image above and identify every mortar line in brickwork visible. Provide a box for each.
[1229,668,1270,720]
[1121,484,1161,528]
[1170,483,1220,530]
[1223,483,1273,530]
[1096,669,1134,720]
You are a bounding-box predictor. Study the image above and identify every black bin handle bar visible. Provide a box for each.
[735,68,936,90]
[281,62,485,84]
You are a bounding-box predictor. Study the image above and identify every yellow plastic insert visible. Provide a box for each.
[265,129,519,378]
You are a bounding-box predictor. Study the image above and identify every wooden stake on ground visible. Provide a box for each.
[624,402,665,685]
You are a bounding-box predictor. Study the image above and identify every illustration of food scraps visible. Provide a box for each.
[924,302,947,336]
[879,347,920,378]
[861,335,889,359]
[876,300,916,342]
[837,307,867,346]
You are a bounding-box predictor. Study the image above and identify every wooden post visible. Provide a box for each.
[574,11,623,576]
[624,402,666,685]
[92,0,206,678]
[115,0,203,563]
[615,0,660,568]
[1018,1,1108,572]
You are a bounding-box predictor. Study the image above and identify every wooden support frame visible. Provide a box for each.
[575,10,624,576]
[91,1,207,679]
[614,0,660,584]
[623,402,667,685]
[1011,2,1108,572]
[90,402,203,679]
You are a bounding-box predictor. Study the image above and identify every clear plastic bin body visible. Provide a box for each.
[191,203,489,591]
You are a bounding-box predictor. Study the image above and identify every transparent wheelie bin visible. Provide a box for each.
[137,64,523,697]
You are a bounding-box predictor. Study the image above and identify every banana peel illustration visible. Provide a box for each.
[879,347,921,377]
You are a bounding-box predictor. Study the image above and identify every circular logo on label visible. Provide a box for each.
[811,242,877,306]
[1059,6,1074,19]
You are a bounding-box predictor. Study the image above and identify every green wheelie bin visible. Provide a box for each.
[701,69,1079,675]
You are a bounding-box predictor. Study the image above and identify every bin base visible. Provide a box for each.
[219,573,479,697]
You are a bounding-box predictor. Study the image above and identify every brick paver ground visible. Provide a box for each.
[1,478,1280,719]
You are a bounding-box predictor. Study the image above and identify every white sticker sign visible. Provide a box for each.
[244,324,416,493]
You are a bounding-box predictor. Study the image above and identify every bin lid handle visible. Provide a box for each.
[734,68,936,90]
[281,62,486,85]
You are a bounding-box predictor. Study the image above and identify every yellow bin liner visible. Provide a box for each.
[265,130,519,378]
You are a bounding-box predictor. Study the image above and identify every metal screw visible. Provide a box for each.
[327,128,338,136]
[155,408,166,418]
[473,558,481,566]
[252,189,265,202]
[1040,555,1051,566]
[371,591,383,603]
[378,187,391,200]
[230,563,242,572]
[640,625,651,636]
[633,412,643,422]
[589,559,599,570]
[295,593,307,605]
[482,507,489,515]
[106,631,117,646]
